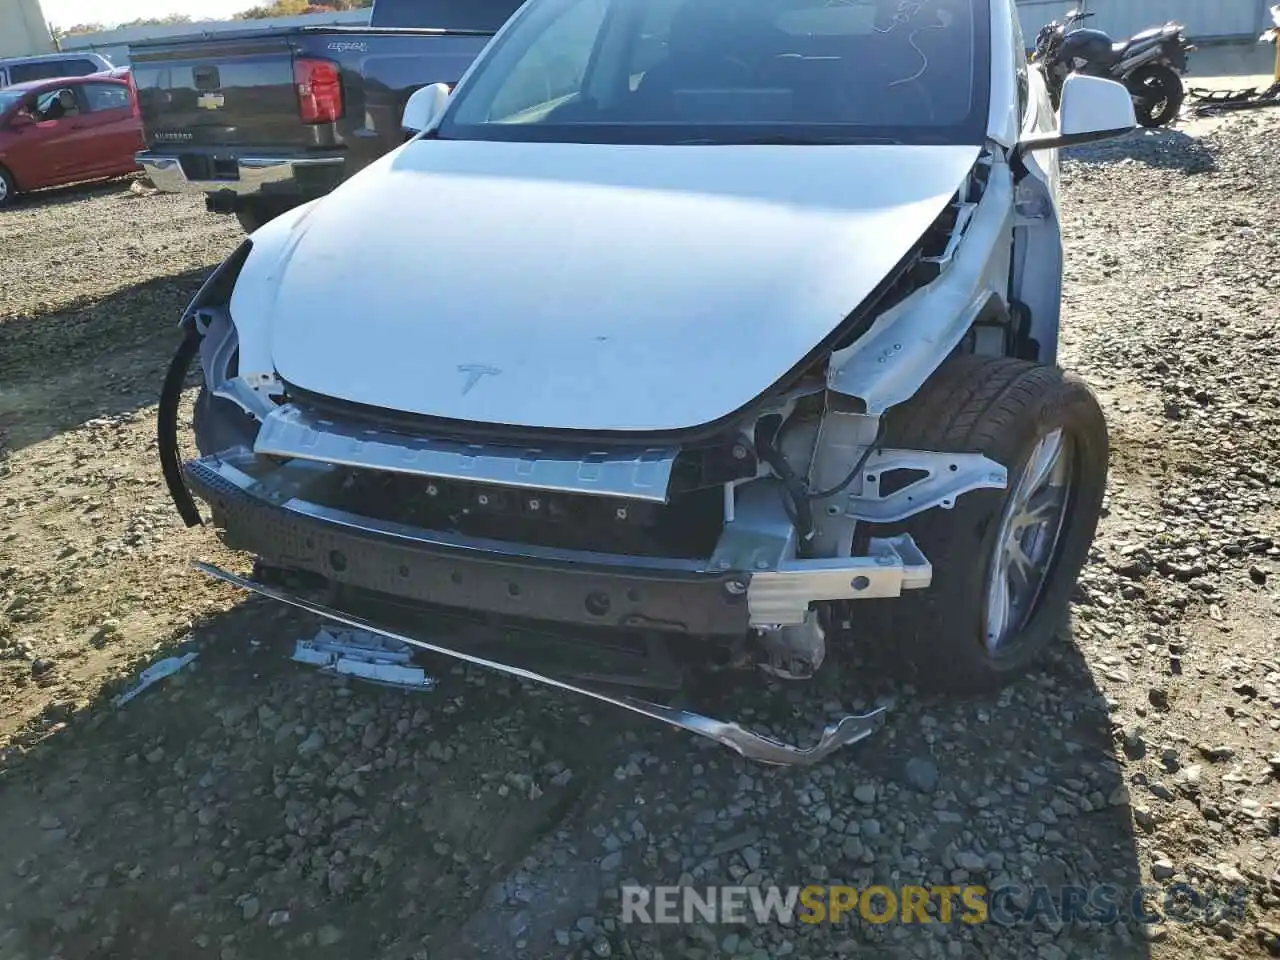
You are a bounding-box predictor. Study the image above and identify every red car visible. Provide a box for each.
[0,74,144,207]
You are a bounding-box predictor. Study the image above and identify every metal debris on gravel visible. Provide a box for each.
[292,627,436,692]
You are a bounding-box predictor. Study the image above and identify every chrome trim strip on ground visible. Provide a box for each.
[195,561,886,766]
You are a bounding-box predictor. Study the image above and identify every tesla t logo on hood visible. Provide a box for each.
[457,364,501,394]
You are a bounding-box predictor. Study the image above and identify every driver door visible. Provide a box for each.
[4,86,90,189]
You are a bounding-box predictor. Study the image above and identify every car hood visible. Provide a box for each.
[244,139,981,434]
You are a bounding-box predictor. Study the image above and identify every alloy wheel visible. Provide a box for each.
[984,427,1074,655]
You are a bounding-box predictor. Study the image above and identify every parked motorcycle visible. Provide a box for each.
[1032,8,1195,128]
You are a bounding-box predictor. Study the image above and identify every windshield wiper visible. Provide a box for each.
[676,135,904,146]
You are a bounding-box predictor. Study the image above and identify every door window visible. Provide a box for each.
[84,83,131,112]
[10,63,49,84]
[13,61,66,83]
[9,59,100,84]
[34,87,82,122]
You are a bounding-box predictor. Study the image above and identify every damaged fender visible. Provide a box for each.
[827,157,1016,414]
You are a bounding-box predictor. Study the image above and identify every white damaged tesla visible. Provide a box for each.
[160,0,1139,764]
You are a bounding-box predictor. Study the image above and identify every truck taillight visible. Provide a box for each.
[295,58,343,124]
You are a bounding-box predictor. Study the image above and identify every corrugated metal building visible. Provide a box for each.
[0,0,55,57]
[57,7,372,67]
[1017,0,1273,43]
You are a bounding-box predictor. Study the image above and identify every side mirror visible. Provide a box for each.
[402,82,451,135]
[1017,75,1137,163]
[9,111,34,128]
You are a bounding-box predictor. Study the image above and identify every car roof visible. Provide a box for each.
[0,52,107,66]
[3,74,124,93]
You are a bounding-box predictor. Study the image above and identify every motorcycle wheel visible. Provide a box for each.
[1128,64,1184,128]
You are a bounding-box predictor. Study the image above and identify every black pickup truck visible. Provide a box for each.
[131,0,522,232]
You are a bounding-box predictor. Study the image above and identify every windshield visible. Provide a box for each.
[372,0,529,30]
[0,90,29,115]
[437,0,991,145]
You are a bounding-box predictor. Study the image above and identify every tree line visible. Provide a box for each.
[54,0,372,37]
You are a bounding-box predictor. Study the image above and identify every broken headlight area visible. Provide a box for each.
[175,388,978,664]
[168,371,993,765]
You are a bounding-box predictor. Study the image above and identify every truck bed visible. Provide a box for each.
[129,0,526,228]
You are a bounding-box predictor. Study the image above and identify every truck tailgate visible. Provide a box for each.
[131,33,311,150]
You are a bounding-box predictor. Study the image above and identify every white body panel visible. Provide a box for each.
[985,0,1022,149]
[232,140,981,433]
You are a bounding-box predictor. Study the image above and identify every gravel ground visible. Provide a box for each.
[1,114,1278,960]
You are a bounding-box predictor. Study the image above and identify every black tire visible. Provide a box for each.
[1128,64,1184,128]
[851,355,1109,694]
[234,200,279,234]
[0,166,16,208]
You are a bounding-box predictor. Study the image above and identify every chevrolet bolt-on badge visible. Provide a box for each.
[457,364,501,395]
[197,92,226,110]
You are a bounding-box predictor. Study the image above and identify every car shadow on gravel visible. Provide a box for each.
[428,618,1158,960]
[0,266,211,455]
[1065,126,1217,173]
[0,587,1157,960]
[0,592,642,960]
[1,175,144,213]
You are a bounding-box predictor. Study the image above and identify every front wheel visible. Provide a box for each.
[0,166,16,208]
[852,355,1109,694]
[1128,64,1184,128]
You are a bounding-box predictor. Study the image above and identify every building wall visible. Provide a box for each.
[0,0,56,58]
[1016,0,1272,44]
[57,7,371,67]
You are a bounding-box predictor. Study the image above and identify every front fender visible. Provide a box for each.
[826,158,1017,414]
[224,197,325,388]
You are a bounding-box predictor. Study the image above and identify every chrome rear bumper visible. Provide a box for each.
[137,152,345,196]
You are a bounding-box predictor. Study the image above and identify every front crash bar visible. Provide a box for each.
[194,561,887,766]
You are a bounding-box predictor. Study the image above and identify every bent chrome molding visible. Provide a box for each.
[195,562,887,766]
